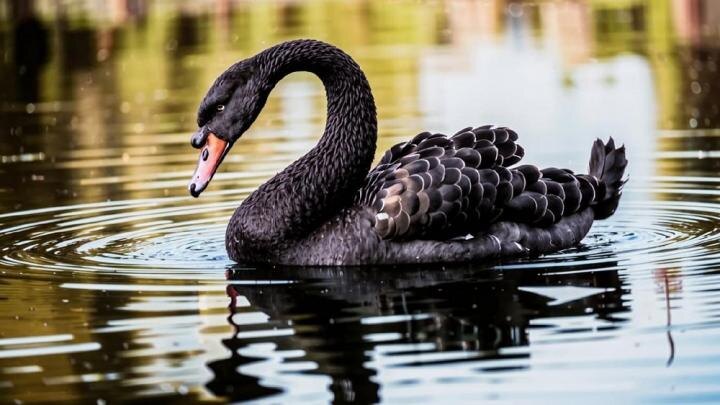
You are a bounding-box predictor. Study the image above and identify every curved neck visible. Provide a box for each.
[239,40,377,245]
[256,40,377,152]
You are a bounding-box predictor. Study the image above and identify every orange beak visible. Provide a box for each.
[188,132,230,197]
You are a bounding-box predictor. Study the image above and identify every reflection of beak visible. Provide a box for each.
[188,132,230,197]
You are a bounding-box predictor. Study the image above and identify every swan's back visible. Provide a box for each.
[357,126,627,242]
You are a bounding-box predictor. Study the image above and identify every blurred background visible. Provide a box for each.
[1,0,720,403]
[1,0,718,210]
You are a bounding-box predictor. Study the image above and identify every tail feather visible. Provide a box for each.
[588,137,627,219]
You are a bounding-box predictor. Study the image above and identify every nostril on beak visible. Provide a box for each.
[202,148,209,161]
[191,127,211,149]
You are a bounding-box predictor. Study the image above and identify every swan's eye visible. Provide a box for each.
[216,104,225,112]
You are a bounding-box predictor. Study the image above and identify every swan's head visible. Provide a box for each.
[188,60,268,197]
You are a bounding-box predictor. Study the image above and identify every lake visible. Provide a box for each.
[1,0,720,403]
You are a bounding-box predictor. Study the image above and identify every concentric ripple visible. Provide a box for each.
[2,194,719,279]
[504,197,720,274]
[0,196,239,279]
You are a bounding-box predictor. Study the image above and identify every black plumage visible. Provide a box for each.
[189,39,628,266]
[358,125,626,241]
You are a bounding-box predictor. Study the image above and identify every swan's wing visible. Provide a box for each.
[356,126,521,239]
[356,126,605,240]
[378,125,524,168]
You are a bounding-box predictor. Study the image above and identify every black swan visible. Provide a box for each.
[188,39,627,266]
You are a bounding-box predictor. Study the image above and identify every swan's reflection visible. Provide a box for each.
[207,263,627,402]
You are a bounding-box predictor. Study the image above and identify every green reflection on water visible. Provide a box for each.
[0,0,719,403]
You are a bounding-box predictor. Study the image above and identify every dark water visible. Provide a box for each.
[2,0,720,403]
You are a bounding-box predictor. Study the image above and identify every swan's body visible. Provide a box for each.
[188,39,627,266]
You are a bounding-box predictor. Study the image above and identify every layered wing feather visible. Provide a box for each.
[356,126,610,240]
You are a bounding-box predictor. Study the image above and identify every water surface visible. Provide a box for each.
[2,1,720,403]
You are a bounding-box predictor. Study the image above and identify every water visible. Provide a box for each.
[1,0,720,403]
